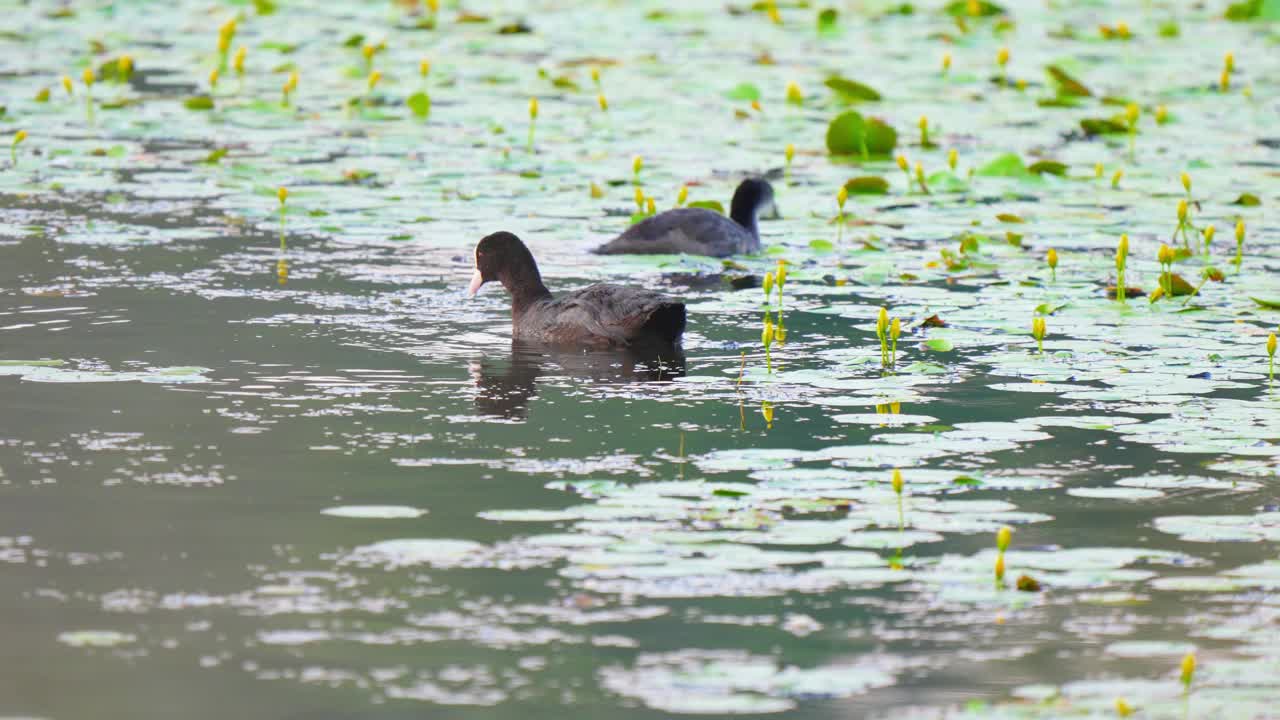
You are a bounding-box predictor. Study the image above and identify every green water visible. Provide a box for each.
[2,0,1280,718]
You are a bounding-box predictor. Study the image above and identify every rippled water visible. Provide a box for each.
[2,0,1279,718]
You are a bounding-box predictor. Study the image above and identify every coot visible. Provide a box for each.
[468,231,686,348]
[593,177,776,257]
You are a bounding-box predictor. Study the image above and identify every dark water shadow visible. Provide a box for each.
[471,340,686,420]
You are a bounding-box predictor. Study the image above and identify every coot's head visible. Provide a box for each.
[468,231,542,297]
[729,178,779,228]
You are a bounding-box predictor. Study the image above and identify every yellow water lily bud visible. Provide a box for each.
[1203,224,1215,246]
[209,68,220,88]
[234,47,247,75]
[1115,698,1134,717]
[997,47,1009,67]
[942,52,952,72]
[1220,68,1230,92]
[1094,162,1104,179]
[1180,172,1191,194]
[997,525,1012,552]
[1111,169,1123,188]
[646,196,656,215]
[1032,316,1046,340]
[277,187,288,205]
[1180,652,1196,689]
[1224,52,1234,73]
[1047,248,1058,269]
[1268,333,1277,358]
[1116,234,1129,267]
[13,130,27,146]
[1116,21,1130,37]
[763,271,775,298]
[785,81,803,104]
[761,400,774,427]
[676,185,688,206]
[632,155,643,175]
[82,68,95,87]
[62,75,74,95]
[633,186,644,209]
[837,185,848,209]
[1124,102,1139,125]
[419,59,430,77]
[286,70,299,92]
[914,162,926,184]
[775,261,787,288]
[589,182,603,199]
[1177,199,1188,223]
[362,44,376,62]
[1236,220,1245,245]
[994,554,1006,582]
[785,143,795,164]
[877,307,888,337]
[1155,105,1168,124]
[948,149,957,171]
[218,30,232,54]
[368,70,382,91]
[762,320,775,347]
[896,154,909,172]
[891,317,901,341]
[1149,286,1165,302]
[590,67,601,85]
[597,93,608,111]
[529,97,538,119]
[918,115,928,132]
[118,54,134,78]
[426,0,439,12]
[1158,243,1175,265]
[891,468,903,495]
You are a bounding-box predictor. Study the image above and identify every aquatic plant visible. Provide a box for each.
[633,187,644,213]
[368,70,382,94]
[1111,168,1123,189]
[1115,698,1134,716]
[1202,224,1215,257]
[896,154,911,192]
[1156,243,1175,296]
[1268,333,1276,384]
[947,149,957,172]
[918,115,932,148]
[527,97,538,151]
[941,52,952,75]
[1116,233,1129,303]
[836,185,848,244]
[785,81,803,105]
[763,271,775,305]
[784,143,794,182]
[10,130,26,166]
[775,261,787,304]
[914,162,930,195]
[233,46,246,85]
[217,18,236,72]
[61,75,73,97]
[82,67,95,120]
[1180,651,1196,693]
[1234,220,1246,269]
[675,185,687,207]
[996,47,1010,87]
[282,70,298,107]
[761,317,775,373]
[890,317,901,368]
[1031,316,1046,354]
[1156,104,1169,124]
[760,400,774,429]
[117,54,133,85]
[875,307,890,368]
[1221,52,1234,92]
[1174,199,1191,247]
[1124,103,1139,160]
[277,186,288,249]
[1046,248,1058,283]
[995,525,1012,585]
[632,155,643,184]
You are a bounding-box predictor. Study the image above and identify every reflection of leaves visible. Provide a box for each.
[1046,65,1091,96]
[843,176,889,195]
[406,92,431,118]
[725,83,761,102]
[824,75,881,102]
[826,111,896,156]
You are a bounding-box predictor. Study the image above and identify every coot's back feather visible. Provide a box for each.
[594,208,753,257]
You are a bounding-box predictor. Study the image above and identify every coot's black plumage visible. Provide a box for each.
[593,178,776,258]
[468,231,686,349]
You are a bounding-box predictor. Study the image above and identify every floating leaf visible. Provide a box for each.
[252,0,277,14]
[943,0,1005,17]
[1027,160,1068,176]
[977,153,1033,179]
[1250,296,1280,309]
[687,200,725,214]
[817,8,839,34]
[184,96,215,111]
[824,76,881,103]
[406,92,431,118]
[925,338,954,352]
[201,148,229,165]
[725,83,761,102]
[826,111,896,156]
[1045,66,1091,97]
[843,176,889,195]
[996,213,1025,223]
[809,238,835,251]
[1080,117,1129,136]
[1232,192,1261,206]
[1226,0,1280,20]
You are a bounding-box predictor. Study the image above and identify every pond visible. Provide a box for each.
[2,0,1279,718]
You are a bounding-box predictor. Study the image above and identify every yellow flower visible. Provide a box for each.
[1111,169,1123,189]
[775,261,787,288]
[234,47,247,75]
[597,93,608,111]
[362,44,376,63]
[1115,698,1134,717]
[995,554,1005,581]
[13,130,27,146]
[947,149,957,171]
[1116,234,1129,269]
[1124,102,1139,126]
[209,68,220,88]
[1094,162,1104,179]
[918,115,928,132]
[996,525,1012,552]
[785,143,795,164]
[891,468,903,495]
[762,320,775,347]
[891,317,901,341]
[1268,333,1277,358]
[877,307,888,337]
[529,97,538,119]
[368,70,382,91]
[590,67,601,85]
[419,59,431,77]
[941,52,952,72]
[676,185,688,206]
[785,81,803,104]
[82,68,95,87]
[1180,651,1196,689]
[1177,199,1188,223]
[896,154,908,172]
[285,70,299,93]
[1203,224,1216,246]
[763,272,775,298]
[837,185,848,209]
[62,75,74,95]
[1236,220,1246,245]
[761,400,774,427]
[1032,316,1046,341]
[1047,248,1058,269]
[118,54,134,78]
[633,186,644,210]
[996,47,1010,67]
[277,187,288,205]
[1158,243,1175,265]
[632,155,643,175]
[1181,172,1191,194]
[645,196,655,215]
[1224,52,1235,73]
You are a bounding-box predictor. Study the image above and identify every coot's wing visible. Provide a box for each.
[523,284,685,347]
[593,208,750,258]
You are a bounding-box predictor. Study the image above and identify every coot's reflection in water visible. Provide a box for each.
[470,341,687,419]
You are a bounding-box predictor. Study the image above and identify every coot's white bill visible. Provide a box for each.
[468,268,484,296]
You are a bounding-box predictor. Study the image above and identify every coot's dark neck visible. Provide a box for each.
[729,195,760,238]
[500,262,552,315]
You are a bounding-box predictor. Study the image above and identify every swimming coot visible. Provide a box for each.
[468,231,686,348]
[593,177,776,257]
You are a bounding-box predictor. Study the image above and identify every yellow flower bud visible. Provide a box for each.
[62,75,74,95]
[1268,333,1277,358]
[1111,169,1123,189]
[837,185,848,209]
[419,59,431,77]
[1115,698,1134,717]
[762,320,775,347]
[1032,316,1046,341]
[1224,52,1234,73]
[941,52,952,72]
[877,307,888,337]
[362,44,376,62]
[1094,162,1104,179]
[1047,248,1058,269]
[13,130,27,146]
[118,54,133,78]
[1124,102,1139,125]
[785,143,795,164]
[996,525,1012,552]
[914,162,926,184]
[82,68,95,87]
[996,47,1009,67]
[947,149,957,171]
[234,47,247,75]
[1158,243,1174,265]
[1203,224,1215,246]
[1117,234,1129,267]
[785,81,803,104]
[1180,172,1191,194]
[890,317,901,341]
[1116,21,1130,37]
[776,260,787,286]
[750,99,762,112]
[368,70,382,91]
[209,68,219,88]
[1220,68,1230,92]
[633,186,644,209]
[896,154,908,172]
[529,97,538,119]
[286,70,299,92]
[918,115,928,132]
[590,67,601,85]
[277,187,288,205]
[995,554,1006,582]
[1155,105,1168,124]
[891,468,903,495]
[1180,652,1196,689]
[761,400,773,427]
[632,155,643,175]
[1177,199,1188,223]
[646,196,655,215]
[676,185,688,206]
[1236,220,1245,245]
[763,272,775,298]
[597,93,608,111]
